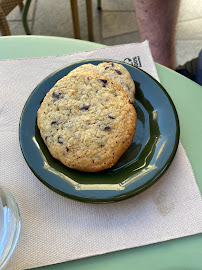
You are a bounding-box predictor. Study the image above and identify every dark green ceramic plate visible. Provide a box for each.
[19,59,180,203]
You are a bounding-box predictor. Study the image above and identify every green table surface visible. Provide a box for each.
[1,36,202,269]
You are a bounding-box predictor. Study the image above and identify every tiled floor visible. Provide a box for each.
[4,0,202,67]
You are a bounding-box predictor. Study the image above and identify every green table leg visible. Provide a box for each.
[97,0,102,10]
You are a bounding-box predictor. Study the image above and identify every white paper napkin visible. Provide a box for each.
[1,41,202,270]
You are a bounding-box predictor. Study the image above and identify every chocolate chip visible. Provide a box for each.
[99,79,107,87]
[52,92,62,99]
[45,136,49,141]
[104,126,111,131]
[115,69,122,75]
[100,144,104,148]
[52,92,59,99]
[66,147,69,152]
[57,136,63,144]
[111,63,114,67]
[51,121,58,125]
[80,105,90,110]
[105,67,109,70]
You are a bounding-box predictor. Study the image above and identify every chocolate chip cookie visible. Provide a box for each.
[37,71,137,172]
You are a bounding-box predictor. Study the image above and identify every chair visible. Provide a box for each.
[0,0,24,35]
[0,0,93,40]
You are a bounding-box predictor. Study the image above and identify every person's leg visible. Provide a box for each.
[134,0,180,69]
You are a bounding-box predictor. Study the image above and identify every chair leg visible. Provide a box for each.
[70,0,80,39]
[97,0,102,10]
[0,7,11,36]
[22,0,32,35]
[86,0,93,41]
[18,2,24,11]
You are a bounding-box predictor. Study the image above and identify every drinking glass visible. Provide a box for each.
[0,186,21,269]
